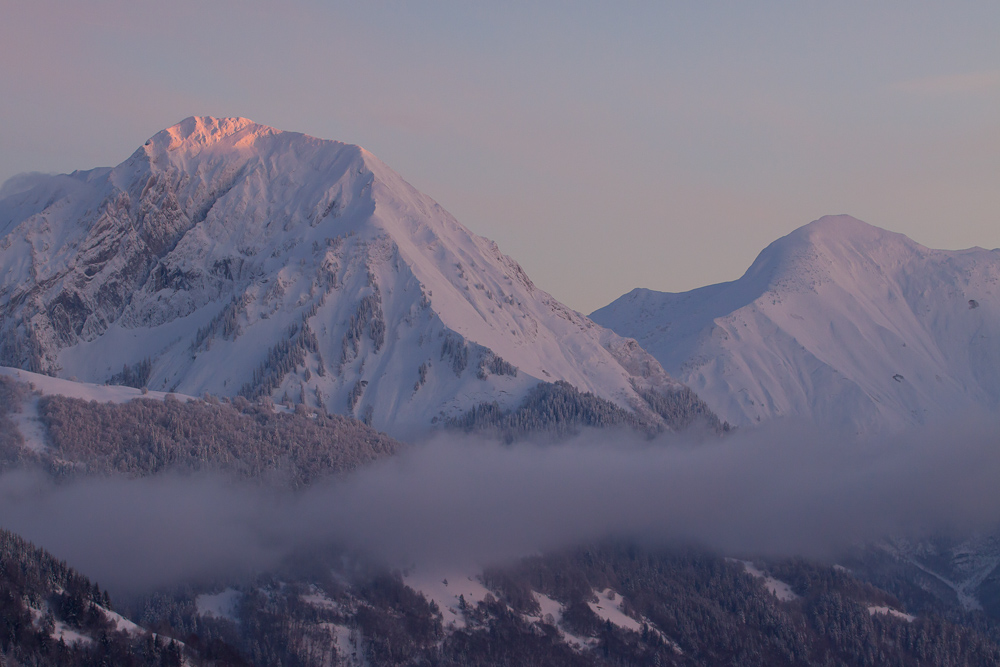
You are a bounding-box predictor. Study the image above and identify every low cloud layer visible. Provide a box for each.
[2,418,1000,593]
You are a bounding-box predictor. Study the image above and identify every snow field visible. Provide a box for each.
[402,568,491,629]
[737,560,799,602]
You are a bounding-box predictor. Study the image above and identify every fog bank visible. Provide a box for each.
[2,418,999,592]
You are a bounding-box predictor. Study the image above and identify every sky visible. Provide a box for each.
[1,1,998,313]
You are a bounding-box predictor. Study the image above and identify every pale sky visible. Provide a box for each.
[2,1,998,313]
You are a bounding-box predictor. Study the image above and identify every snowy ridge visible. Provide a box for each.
[0,116,684,437]
[0,366,191,403]
[592,215,1000,432]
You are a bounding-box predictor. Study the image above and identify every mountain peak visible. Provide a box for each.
[0,117,692,437]
[803,213,873,232]
[594,214,1000,432]
[792,214,918,251]
[743,215,925,291]
[149,116,263,150]
[135,116,368,177]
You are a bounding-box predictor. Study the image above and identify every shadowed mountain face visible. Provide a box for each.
[593,215,1000,432]
[0,116,691,438]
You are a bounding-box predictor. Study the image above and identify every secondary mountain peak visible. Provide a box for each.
[743,215,926,293]
[796,213,891,240]
[594,216,1000,432]
[784,214,916,259]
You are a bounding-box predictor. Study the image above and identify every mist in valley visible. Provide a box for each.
[1,416,999,595]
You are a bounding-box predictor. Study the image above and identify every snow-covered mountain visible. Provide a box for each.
[592,215,1000,432]
[0,116,683,437]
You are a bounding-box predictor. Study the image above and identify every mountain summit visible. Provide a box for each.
[592,215,1000,432]
[0,116,691,437]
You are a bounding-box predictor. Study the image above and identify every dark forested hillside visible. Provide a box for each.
[454,545,999,667]
[449,380,727,443]
[7,523,997,666]
[448,381,642,443]
[34,391,402,485]
[0,527,194,666]
[118,543,1000,667]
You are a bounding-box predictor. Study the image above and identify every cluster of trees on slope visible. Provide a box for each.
[636,386,730,434]
[191,294,249,354]
[0,324,46,375]
[0,527,189,667]
[476,349,517,380]
[448,380,642,443]
[449,380,726,443]
[239,321,320,402]
[107,358,153,390]
[437,333,517,381]
[35,393,401,485]
[0,376,28,472]
[120,541,1000,667]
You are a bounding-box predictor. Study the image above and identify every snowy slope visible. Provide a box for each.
[0,366,190,404]
[0,116,680,437]
[592,215,1000,432]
